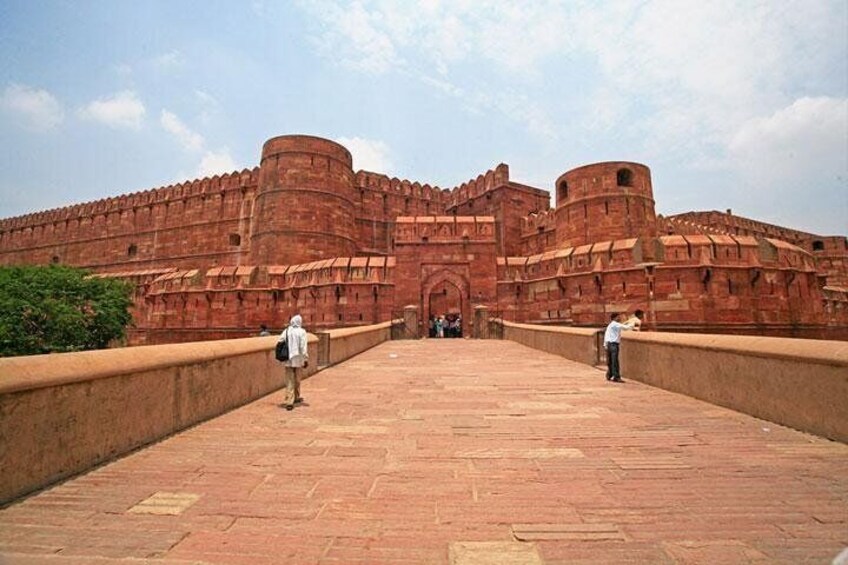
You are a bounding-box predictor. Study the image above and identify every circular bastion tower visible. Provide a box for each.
[249,135,358,265]
[554,161,658,248]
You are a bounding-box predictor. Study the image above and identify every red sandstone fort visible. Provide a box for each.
[1,134,846,342]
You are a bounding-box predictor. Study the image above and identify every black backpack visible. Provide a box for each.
[275,331,289,362]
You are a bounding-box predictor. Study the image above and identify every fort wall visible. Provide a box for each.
[665,210,848,288]
[0,133,844,343]
[0,170,260,272]
[494,234,848,338]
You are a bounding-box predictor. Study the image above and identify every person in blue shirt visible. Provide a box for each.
[603,312,634,382]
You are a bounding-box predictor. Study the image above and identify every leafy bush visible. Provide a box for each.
[0,265,133,357]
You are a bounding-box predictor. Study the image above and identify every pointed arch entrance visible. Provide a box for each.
[422,268,470,337]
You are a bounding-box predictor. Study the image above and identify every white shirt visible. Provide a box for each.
[604,320,632,346]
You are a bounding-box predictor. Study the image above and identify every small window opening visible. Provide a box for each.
[228,233,241,246]
[558,180,568,201]
[617,168,633,187]
[51,255,60,264]
[128,244,138,257]
[812,240,824,251]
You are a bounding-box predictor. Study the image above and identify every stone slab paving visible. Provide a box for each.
[1,340,847,564]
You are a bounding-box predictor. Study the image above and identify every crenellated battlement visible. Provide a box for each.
[500,234,816,283]
[354,170,450,202]
[657,214,730,237]
[0,167,260,232]
[143,257,397,296]
[445,164,510,209]
[520,209,557,235]
[666,210,840,242]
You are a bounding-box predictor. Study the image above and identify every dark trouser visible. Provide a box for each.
[606,342,620,380]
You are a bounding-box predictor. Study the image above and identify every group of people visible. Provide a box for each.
[603,309,644,382]
[428,314,462,338]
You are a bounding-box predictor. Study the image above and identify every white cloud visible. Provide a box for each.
[299,0,846,155]
[197,149,237,177]
[0,83,64,131]
[729,97,848,187]
[309,1,400,74]
[159,107,238,178]
[160,110,205,152]
[152,50,184,70]
[336,136,393,172]
[79,90,146,129]
[194,90,221,126]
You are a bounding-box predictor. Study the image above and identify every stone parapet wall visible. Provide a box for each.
[499,320,599,366]
[620,331,848,443]
[0,321,395,505]
[494,320,848,443]
[0,335,318,505]
[317,321,393,366]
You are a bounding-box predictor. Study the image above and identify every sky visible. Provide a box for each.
[0,0,846,235]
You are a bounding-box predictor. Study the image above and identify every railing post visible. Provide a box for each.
[316,331,330,367]
[473,305,490,339]
[403,305,419,339]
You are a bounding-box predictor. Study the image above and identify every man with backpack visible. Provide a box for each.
[277,314,309,411]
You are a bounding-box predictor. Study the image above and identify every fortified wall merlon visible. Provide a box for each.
[0,133,846,342]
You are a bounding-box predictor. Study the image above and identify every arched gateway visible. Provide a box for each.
[392,216,499,340]
[422,269,470,337]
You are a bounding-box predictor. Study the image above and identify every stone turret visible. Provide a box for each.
[249,135,357,264]
[554,162,657,248]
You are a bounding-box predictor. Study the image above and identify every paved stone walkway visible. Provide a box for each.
[1,340,847,564]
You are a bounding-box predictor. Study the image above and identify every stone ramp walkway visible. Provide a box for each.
[1,340,846,564]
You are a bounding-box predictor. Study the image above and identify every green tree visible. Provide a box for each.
[0,265,133,357]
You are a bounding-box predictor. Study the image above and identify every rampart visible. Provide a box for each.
[666,210,848,288]
[0,322,393,505]
[0,169,262,272]
[494,234,848,337]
